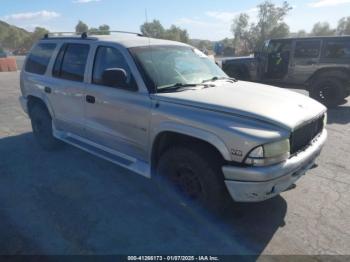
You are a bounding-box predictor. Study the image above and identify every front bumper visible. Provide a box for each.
[223,129,327,202]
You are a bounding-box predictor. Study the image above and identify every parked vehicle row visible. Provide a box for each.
[221,36,350,108]
[13,48,28,56]
[19,32,327,211]
[0,47,7,58]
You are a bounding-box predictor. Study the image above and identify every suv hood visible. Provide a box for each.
[153,81,326,130]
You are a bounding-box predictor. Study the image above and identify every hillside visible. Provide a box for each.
[0,20,31,49]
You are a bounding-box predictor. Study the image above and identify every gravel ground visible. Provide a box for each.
[0,71,349,255]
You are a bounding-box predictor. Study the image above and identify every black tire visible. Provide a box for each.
[29,103,61,151]
[310,77,346,108]
[156,146,231,212]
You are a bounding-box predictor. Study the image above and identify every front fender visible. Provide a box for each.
[151,122,232,161]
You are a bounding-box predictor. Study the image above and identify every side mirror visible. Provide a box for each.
[102,68,128,88]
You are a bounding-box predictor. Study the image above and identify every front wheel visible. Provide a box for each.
[156,146,230,212]
[310,78,346,108]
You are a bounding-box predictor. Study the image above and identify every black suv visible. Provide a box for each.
[221,36,350,107]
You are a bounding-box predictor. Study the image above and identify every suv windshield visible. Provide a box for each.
[130,45,227,91]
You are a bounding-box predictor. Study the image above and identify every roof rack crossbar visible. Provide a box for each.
[43,30,143,39]
[88,30,143,37]
[44,32,80,37]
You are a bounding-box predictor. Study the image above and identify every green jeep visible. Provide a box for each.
[221,36,350,108]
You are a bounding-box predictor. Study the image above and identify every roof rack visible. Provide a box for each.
[43,30,143,39]
[89,30,144,37]
[44,32,82,38]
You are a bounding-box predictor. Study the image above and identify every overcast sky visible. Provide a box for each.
[1,0,350,40]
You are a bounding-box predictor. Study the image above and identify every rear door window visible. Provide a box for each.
[322,40,350,59]
[53,43,90,82]
[25,43,56,75]
[294,40,321,58]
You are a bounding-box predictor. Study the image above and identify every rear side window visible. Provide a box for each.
[323,40,350,59]
[25,43,56,75]
[53,43,90,82]
[294,41,321,58]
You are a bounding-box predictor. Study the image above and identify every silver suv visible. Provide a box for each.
[19,32,327,211]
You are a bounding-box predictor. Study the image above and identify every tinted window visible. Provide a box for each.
[92,46,132,87]
[268,40,291,53]
[323,40,350,59]
[294,41,320,58]
[25,43,56,75]
[53,44,90,82]
[52,44,66,77]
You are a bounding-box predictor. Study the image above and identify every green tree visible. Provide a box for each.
[231,13,253,54]
[269,22,289,38]
[293,30,308,37]
[337,17,350,35]
[164,25,189,43]
[231,1,292,55]
[88,24,110,35]
[256,1,292,42]
[31,27,49,42]
[140,20,165,38]
[18,27,49,50]
[231,13,249,40]
[88,27,99,34]
[75,20,89,34]
[140,20,189,43]
[311,22,336,36]
[2,27,21,49]
[189,39,213,52]
[98,24,110,35]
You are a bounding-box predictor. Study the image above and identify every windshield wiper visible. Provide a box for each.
[157,83,203,93]
[202,76,237,83]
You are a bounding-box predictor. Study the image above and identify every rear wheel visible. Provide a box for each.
[29,103,61,151]
[310,77,346,108]
[156,146,231,212]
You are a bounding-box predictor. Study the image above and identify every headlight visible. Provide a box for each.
[245,139,290,166]
[323,113,327,127]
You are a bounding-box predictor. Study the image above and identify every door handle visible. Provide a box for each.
[44,86,52,94]
[86,95,95,104]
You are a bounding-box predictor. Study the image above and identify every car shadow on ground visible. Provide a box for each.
[0,133,287,255]
[327,105,350,125]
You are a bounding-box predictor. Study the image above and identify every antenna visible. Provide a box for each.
[144,8,150,37]
[144,8,158,93]
[145,8,149,24]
